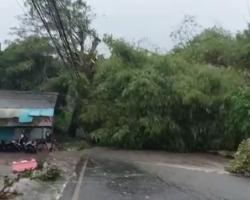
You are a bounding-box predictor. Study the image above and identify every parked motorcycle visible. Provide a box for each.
[4,140,21,152]
[0,136,52,153]
[24,140,37,153]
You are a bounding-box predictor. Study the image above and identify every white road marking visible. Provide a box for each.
[57,173,76,200]
[134,161,229,175]
[72,158,89,200]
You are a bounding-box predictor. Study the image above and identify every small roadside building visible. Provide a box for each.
[0,90,58,142]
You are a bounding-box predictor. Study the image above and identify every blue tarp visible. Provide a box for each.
[27,108,54,117]
[19,112,33,123]
[40,109,54,116]
[19,108,54,123]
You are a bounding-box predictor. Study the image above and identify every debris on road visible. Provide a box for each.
[11,159,38,173]
[20,162,62,182]
[0,176,21,199]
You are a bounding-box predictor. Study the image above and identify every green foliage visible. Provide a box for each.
[43,72,90,134]
[226,138,250,176]
[173,27,236,67]
[82,39,245,151]
[225,88,250,149]
[0,37,59,90]
[36,165,61,181]
[21,164,62,181]
[54,111,73,133]
[173,24,250,71]
[234,24,250,69]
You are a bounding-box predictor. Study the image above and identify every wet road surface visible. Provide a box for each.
[75,148,250,200]
[80,158,168,200]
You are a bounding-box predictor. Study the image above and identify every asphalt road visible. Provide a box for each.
[74,148,250,200]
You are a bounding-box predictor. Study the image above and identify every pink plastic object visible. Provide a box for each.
[11,159,38,173]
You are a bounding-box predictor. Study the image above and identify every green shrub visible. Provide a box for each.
[54,111,73,134]
[225,88,250,149]
[226,138,250,176]
[21,163,62,182]
[173,27,236,67]
[81,39,246,151]
[37,165,61,181]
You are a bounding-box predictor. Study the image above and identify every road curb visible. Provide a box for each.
[72,157,89,200]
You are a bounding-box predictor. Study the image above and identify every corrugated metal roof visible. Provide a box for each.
[0,90,58,108]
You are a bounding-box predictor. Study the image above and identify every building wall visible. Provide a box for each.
[0,128,15,141]
[0,108,55,142]
[0,127,53,142]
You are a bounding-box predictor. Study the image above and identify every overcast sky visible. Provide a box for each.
[1,0,250,51]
